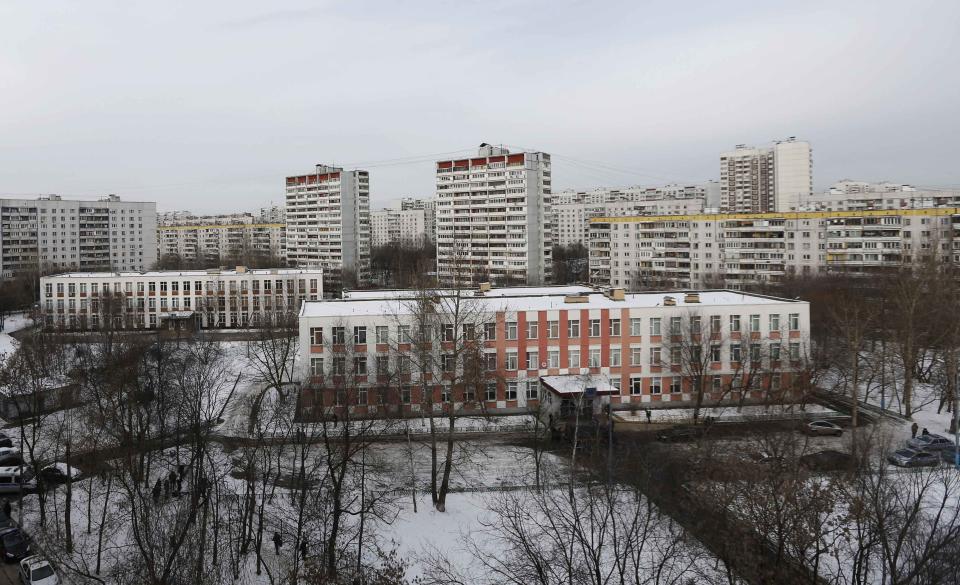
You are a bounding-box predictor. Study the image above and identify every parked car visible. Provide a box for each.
[18,555,57,584]
[887,448,939,468]
[38,464,82,485]
[0,438,14,449]
[657,426,705,442]
[907,433,954,451]
[0,528,30,561]
[0,449,22,467]
[0,468,36,495]
[799,449,855,471]
[803,420,843,437]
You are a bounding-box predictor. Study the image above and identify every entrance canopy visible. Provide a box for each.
[540,375,619,397]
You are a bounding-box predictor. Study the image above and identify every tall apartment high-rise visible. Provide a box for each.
[435,144,552,286]
[0,194,157,278]
[285,164,370,287]
[720,138,812,213]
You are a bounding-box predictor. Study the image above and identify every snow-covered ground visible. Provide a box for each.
[616,402,839,424]
[0,312,32,366]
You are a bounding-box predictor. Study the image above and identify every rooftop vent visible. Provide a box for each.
[604,287,625,301]
[663,295,676,307]
[235,265,247,274]
[478,282,492,293]
[565,294,590,304]
[684,292,700,304]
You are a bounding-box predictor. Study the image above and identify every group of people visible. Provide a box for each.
[910,422,931,438]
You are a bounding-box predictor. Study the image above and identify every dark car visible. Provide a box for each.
[38,464,81,485]
[0,438,14,449]
[800,449,855,471]
[887,448,939,468]
[657,426,705,442]
[0,528,30,561]
[939,446,960,465]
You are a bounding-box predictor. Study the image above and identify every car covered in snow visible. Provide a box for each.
[907,433,954,452]
[887,448,939,468]
[18,555,57,584]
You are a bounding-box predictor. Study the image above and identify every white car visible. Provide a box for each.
[18,555,58,585]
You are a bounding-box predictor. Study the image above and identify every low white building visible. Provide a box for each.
[296,285,811,418]
[41,266,324,330]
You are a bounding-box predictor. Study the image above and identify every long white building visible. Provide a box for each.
[40,266,324,330]
[720,138,812,213]
[0,194,157,279]
[296,285,810,417]
[436,144,552,286]
[285,165,370,286]
[806,181,960,212]
[589,208,960,290]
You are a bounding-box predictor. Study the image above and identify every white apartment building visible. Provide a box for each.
[436,144,552,286]
[296,286,810,417]
[285,165,371,286]
[157,210,285,265]
[370,198,436,248]
[807,181,960,212]
[589,208,960,290]
[40,266,324,330]
[552,187,712,248]
[720,138,812,213]
[0,194,157,278]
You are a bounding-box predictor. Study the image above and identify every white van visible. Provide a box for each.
[0,467,35,494]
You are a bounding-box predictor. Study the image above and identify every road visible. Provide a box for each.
[0,560,19,584]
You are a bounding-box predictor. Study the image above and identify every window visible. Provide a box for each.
[485,353,497,370]
[750,343,761,362]
[376,326,389,344]
[399,325,411,343]
[526,321,538,339]
[376,356,389,375]
[650,347,662,365]
[749,315,760,332]
[712,376,722,392]
[630,318,642,336]
[789,313,800,331]
[548,349,560,368]
[631,377,643,395]
[649,318,661,336]
[310,327,323,345]
[505,321,518,340]
[670,317,681,335]
[548,320,559,338]
[526,351,539,370]
[485,382,497,401]
[333,327,346,344]
[710,315,721,333]
[353,357,367,375]
[568,319,580,338]
[402,385,412,404]
[354,326,367,344]
[332,357,346,376]
[440,324,456,341]
[310,357,324,376]
[357,388,368,405]
[588,348,601,368]
[442,354,455,372]
[526,381,539,400]
[506,382,518,400]
[484,322,497,340]
[769,314,780,331]
[610,348,621,367]
[671,346,681,365]
[690,316,701,335]
[568,349,581,369]
[609,318,621,336]
[631,348,643,366]
[770,344,781,361]
[711,344,721,362]
[398,355,410,373]
[463,323,476,341]
[729,315,741,332]
[589,319,601,337]
[506,352,518,370]
[670,377,681,393]
[440,385,451,402]
[789,342,801,360]
[731,344,742,363]
[651,377,662,394]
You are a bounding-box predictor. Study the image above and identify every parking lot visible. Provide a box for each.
[0,560,19,584]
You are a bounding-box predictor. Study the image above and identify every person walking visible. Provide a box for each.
[645,409,652,424]
[911,422,919,438]
[273,532,283,555]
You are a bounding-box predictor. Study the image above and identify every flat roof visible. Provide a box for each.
[541,375,619,396]
[301,289,804,319]
[342,285,593,300]
[45,268,323,278]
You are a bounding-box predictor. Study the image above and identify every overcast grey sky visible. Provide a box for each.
[1,1,958,212]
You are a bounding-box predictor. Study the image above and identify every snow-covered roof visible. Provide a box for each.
[301,289,803,319]
[44,268,322,278]
[541,375,620,395]
[342,285,593,300]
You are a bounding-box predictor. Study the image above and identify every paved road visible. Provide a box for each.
[0,560,19,584]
